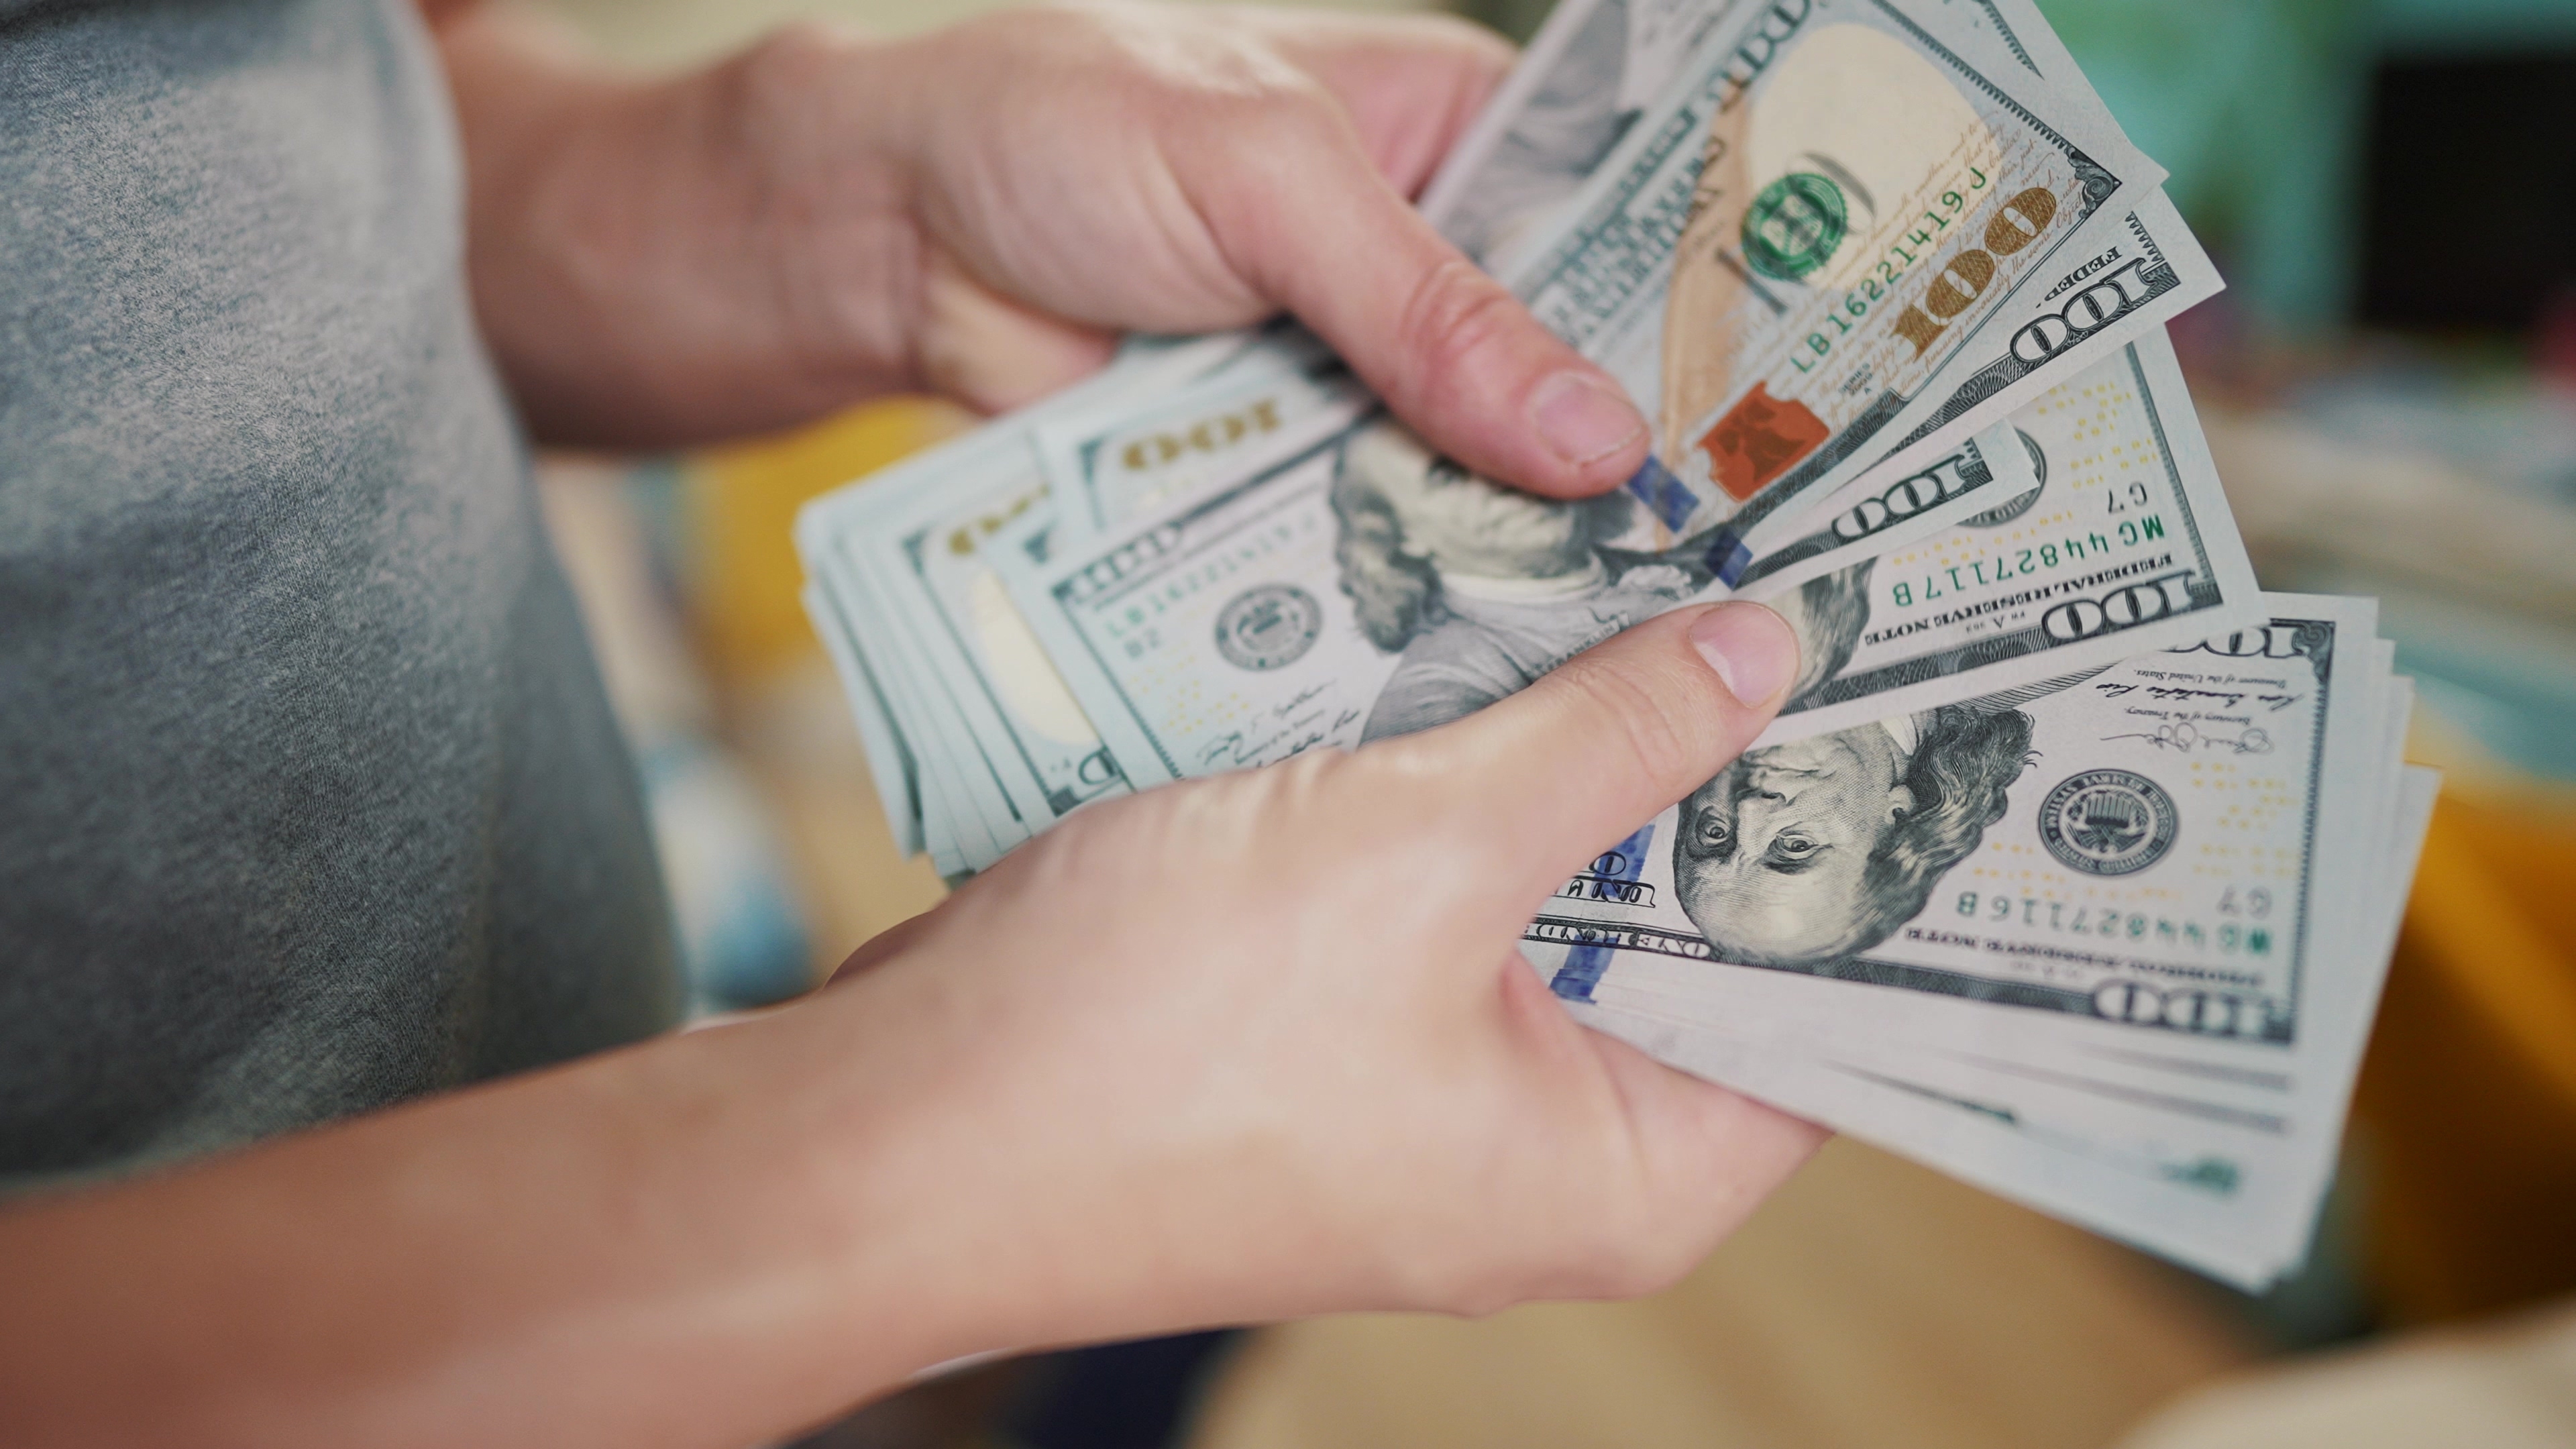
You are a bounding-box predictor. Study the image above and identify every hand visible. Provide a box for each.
[820,602,1823,1350]
[441,1,1652,496]
[0,607,1815,1449]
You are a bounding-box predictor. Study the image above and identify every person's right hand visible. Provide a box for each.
[818,601,1825,1359]
[441,0,1656,490]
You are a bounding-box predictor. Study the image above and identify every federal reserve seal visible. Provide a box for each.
[1214,584,1322,672]
[2039,769,2178,876]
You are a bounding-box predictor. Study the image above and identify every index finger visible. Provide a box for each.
[1164,49,1651,498]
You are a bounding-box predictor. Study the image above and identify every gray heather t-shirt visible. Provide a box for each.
[1,0,684,1186]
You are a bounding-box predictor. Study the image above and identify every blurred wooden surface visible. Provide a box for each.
[1189,1137,2259,1449]
[2117,1298,2576,1449]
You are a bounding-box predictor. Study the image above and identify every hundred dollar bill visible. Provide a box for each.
[1811,188,2215,523]
[1556,624,2428,1283]
[1045,332,2051,658]
[1493,0,2164,555]
[1409,0,2214,583]
[1574,743,2425,1289]
[828,429,1122,837]
[806,560,985,875]
[797,329,1269,855]
[1419,0,1738,268]
[1544,595,2385,1043]
[1037,338,1362,543]
[1805,0,2222,523]
[1718,417,2034,595]
[1587,186,2221,578]
[1104,9,2218,586]
[1733,328,2259,744]
[1525,598,2396,1277]
[994,323,2252,788]
[802,578,930,862]
[1422,0,2092,276]
[798,0,2214,855]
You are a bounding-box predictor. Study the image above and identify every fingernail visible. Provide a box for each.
[1531,371,1648,466]
[1690,603,1799,706]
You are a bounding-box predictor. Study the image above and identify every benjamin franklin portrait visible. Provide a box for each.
[1330,419,1702,743]
[1331,420,1886,745]
[1440,0,1638,266]
[1670,704,2036,969]
[1758,559,1873,713]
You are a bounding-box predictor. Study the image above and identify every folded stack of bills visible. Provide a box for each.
[794,0,2434,1288]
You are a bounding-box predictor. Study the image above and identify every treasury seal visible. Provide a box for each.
[1214,584,1322,672]
[2039,769,2178,876]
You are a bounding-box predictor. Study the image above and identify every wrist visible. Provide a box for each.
[801,907,1442,1358]
[790,940,1206,1365]
[446,12,931,445]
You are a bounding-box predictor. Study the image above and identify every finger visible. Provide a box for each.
[916,248,1122,413]
[1169,92,1649,499]
[1237,12,1515,195]
[1395,602,1800,894]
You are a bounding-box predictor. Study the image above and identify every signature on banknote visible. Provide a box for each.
[2100,721,2275,756]
[1199,708,1364,771]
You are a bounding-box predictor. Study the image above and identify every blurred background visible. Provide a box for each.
[513,0,2576,1443]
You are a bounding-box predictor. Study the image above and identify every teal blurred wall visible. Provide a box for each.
[2037,0,2576,331]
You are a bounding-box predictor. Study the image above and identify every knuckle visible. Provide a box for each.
[1159,749,1376,879]
[1105,17,1334,119]
[1394,258,1524,386]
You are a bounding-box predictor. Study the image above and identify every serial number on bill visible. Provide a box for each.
[1950,891,2275,956]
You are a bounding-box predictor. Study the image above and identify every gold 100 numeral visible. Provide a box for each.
[1890,186,2059,358]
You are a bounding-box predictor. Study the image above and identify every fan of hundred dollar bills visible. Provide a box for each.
[796,0,2436,1289]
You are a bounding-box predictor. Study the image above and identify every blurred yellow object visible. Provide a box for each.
[686,396,975,683]
[2357,762,2576,1326]
[679,398,972,966]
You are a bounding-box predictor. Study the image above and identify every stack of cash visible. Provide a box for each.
[795,0,2436,1288]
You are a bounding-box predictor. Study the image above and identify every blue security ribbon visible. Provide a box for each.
[1701,527,1752,588]
[1623,454,1699,535]
[1549,822,1655,1003]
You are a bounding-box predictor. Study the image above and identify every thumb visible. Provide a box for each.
[1174,98,1650,499]
[1396,603,1800,894]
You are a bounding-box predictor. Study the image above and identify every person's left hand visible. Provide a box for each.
[808,604,1824,1358]
[441,1,1652,496]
